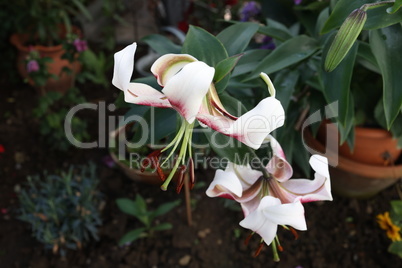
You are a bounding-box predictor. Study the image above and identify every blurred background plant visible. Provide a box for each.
[16,163,103,256]
[33,88,90,151]
[115,194,180,246]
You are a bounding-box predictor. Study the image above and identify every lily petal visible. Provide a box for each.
[162,61,215,123]
[198,97,285,149]
[225,163,262,189]
[206,169,243,199]
[125,83,172,108]
[281,155,332,202]
[112,42,137,91]
[262,198,307,231]
[151,54,197,86]
[266,135,293,183]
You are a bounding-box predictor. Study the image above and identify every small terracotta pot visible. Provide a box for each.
[318,122,401,165]
[109,125,177,186]
[10,27,82,95]
[305,130,402,198]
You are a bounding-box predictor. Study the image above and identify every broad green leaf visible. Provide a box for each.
[322,0,402,34]
[388,241,402,258]
[391,200,402,215]
[356,41,379,73]
[181,26,228,66]
[203,129,250,165]
[152,223,173,231]
[339,95,355,146]
[219,92,248,116]
[248,35,318,79]
[374,100,402,138]
[321,35,358,127]
[258,19,293,41]
[116,198,139,217]
[214,55,243,84]
[217,22,259,56]
[274,69,299,112]
[118,228,147,246]
[142,34,182,54]
[152,199,181,218]
[370,24,402,128]
[232,49,268,77]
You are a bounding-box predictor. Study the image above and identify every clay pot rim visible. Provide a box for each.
[304,130,402,179]
[10,33,64,53]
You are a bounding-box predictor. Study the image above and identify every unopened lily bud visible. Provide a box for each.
[324,8,367,72]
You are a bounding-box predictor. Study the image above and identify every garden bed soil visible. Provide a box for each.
[1,78,401,268]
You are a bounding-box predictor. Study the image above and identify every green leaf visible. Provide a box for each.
[356,41,379,73]
[370,24,402,128]
[116,198,139,217]
[71,0,92,20]
[321,36,358,127]
[152,199,181,218]
[322,0,402,34]
[217,22,260,56]
[274,69,299,112]
[258,20,293,42]
[232,49,268,77]
[118,228,147,246]
[214,55,243,84]
[203,129,250,165]
[388,241,402,258]
[374,100,402,138]
[142,34,182,54]
[181,26,228,66]
[248,35,318,79]
[391,200,402,215]
[152,223,173,231]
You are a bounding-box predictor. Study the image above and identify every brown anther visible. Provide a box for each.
[176,165,187,194]
[254,243,264,257]
[244,233,253,246]
[140,158,150,173]
[290,227,299,240]
[277,244,284,252]
[189,158,195,189]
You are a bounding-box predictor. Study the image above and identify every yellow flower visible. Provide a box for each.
[377,212,401,242]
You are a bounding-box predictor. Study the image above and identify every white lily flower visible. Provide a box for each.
[239,196,307,246]
[112,42,285,190]
[206,135,332,215]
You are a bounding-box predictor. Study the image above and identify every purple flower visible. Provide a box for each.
[102,155,116,168]
[294,0,302,5]
[27,60,39,73]
[260,36,276,50]
[240,1,261,22]
[73,39,88,52]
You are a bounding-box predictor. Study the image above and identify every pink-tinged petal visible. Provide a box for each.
[225,163,263,189]
[112,42,137,91]
[162,61,214,123]
[151,54,197,86]
[262,198,307,231]
[280,155,332,202]
[197,97,285,149]
[266,135,293,183]
[125,83,172,108]
[206,169,243,199]
[239,196,280,245]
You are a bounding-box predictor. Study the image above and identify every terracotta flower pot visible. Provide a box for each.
[318,122,401,165]
[305,130,402,198]
[109,125,177,186]
[10,28,82,95]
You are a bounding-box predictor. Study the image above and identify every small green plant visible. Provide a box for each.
[377,200,402,258]
[116,195,180,246]
[33,87,90,151]
[17,163,103,256]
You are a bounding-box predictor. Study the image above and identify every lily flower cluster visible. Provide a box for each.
[206,135,332,260]
[112,41,332,260]
[113,42,284,192]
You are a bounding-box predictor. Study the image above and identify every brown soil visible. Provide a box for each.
[0,78,401,268]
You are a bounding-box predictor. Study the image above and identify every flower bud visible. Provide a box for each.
[324,9,367,72]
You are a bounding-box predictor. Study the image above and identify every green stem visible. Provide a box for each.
[361,1,395,11]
